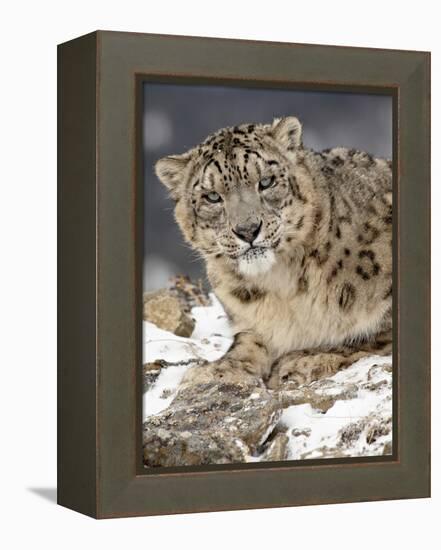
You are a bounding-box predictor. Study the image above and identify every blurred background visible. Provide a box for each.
[143,82,392,292]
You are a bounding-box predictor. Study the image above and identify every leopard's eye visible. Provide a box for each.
[259,176,275,190]
[205,191,222,203]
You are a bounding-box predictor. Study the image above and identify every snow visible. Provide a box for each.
[143,293,233,367]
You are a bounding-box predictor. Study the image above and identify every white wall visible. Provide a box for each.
[0,1,438,547]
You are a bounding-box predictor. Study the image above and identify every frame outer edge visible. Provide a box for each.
[57,31,99,518]
[73,31,431,518]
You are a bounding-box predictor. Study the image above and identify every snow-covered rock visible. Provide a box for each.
[279,357,392,459]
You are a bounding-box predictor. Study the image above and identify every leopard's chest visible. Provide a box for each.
[231,283,338,354]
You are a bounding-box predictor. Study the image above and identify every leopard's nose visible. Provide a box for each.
[232,221,262,244]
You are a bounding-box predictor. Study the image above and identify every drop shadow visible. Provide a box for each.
[28,487,57,504]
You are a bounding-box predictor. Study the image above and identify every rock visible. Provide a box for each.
[279,380,358,412]
[291,427,312,437]
[260,433,289,462]
[143,289,195,337]
[143,358,206,393]
[143,276,211,337]
[143,377,281,467]
[169,275,210,309]
[143,362,162,392]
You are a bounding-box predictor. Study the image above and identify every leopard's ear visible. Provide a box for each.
[155,152,192,198]
[269,116,303,150]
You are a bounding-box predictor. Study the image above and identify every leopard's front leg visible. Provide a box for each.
[181,331,271,386]
[267,329,392,390]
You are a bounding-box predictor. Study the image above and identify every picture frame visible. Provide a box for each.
[58,30,430,518]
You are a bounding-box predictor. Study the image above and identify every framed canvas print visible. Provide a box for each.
[58,31,430,518]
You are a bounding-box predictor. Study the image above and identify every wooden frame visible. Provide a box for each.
[58,30,430,518]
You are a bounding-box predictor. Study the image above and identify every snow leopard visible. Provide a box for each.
[155,116,392,388]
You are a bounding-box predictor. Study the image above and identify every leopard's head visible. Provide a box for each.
[155,117,311,277]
